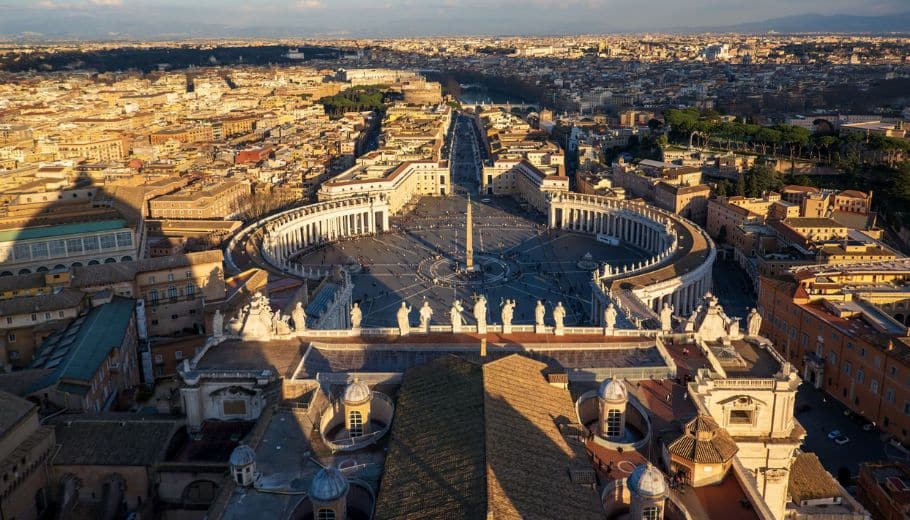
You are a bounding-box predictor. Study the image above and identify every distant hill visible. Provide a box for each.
[709,11,910,34]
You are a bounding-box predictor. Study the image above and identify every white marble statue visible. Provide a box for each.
[473,295,488,330]
[212,309,224,339]
[747,308,762,337]
[603,303,618,331]
[239,291,276,340]
[660,302,674,332]
[501,299,515,327]
[535,300,546,327]
[350,303,362,329]
[292,301,307,333]
[419,301,434,332]
[450,299,464,332]
[553,302,566,334]
[397,302,412,336]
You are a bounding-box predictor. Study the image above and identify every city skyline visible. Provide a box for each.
[0,0,909,39]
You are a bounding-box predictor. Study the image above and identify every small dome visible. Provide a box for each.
[309,465,349,502]
[343,378,371,404]
[628,464,667,498]
[229,444,256,467]
[598,377,628,402]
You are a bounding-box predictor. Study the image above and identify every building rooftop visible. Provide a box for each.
[30,296,135,388]
[375,354,602,519]
[788,452,843,503]
[0,390,35,438]
[51,416,178,466]
[0,219,128,243]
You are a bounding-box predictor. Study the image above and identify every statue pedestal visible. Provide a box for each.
[350,327,361,336]
[399,327,409,337]
[603,327,614,336]
[554,325,565,336]
[535,325,546,334]
[422,323,431,334]
[477,324,487,335]
[452,324,462,334]
[502,324,512,335]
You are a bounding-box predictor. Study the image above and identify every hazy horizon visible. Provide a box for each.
[0,0,908,40]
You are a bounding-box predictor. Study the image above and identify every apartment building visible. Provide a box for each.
[148,180,250,220]
[759,261,910,444]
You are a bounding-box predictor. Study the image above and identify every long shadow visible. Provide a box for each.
[374,354,604,519]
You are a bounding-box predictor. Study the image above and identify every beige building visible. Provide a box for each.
[319,160,450,214]
[0,391,55,520]
[148,179,250,220]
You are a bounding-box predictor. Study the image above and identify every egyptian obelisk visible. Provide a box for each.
[465,195,474,271]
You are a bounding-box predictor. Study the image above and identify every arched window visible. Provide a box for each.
[349,410,363,437]
[18,268,31,275]
[642,506,661,519]
[317,509,335,520]
[606,409,623,437]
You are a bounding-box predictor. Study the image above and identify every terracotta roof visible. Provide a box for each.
[375,354,603,519]
[788,452,842,503]
[483,354,602,519]
[52,416,179,466]
[666,415,738,464]
[0,288,85,316]
[0,390,35,437]
[374,356,487,519]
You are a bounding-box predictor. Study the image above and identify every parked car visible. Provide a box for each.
[827,430,842,440]
[834,435,850,445]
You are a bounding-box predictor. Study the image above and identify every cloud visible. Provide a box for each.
[90,0,124,5]
[297,0,325,8]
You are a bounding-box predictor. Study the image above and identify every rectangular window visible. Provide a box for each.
[875,356,882,368]
[99,234,116,250]
[886,389,896,403]
[871,380,879,394]
[31,242,48,259]
[66,238,83,254]
[729,410,753,425]
[860,347,866,358]
[116,232,132,247]
[154,354,163,363]
[48,239,66,257]
[828,352,837,365]
[13,243,30,260]
[904,401,910,415]
[174,350,183,360]
[83,236,99,252]
[7,334,15,342]
[843,362,852,375]
[857,370,865,384]
[223,400,247,416]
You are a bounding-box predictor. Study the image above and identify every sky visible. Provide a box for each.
[0,0,907,39]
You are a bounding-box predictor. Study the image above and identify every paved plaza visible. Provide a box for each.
[294,194,649,327]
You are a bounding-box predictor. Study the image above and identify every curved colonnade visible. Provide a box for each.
[231,191,714,326]
[548,193,715,322]
[259,196,391,269]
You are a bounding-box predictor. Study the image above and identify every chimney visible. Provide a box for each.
[480,338,487,358]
